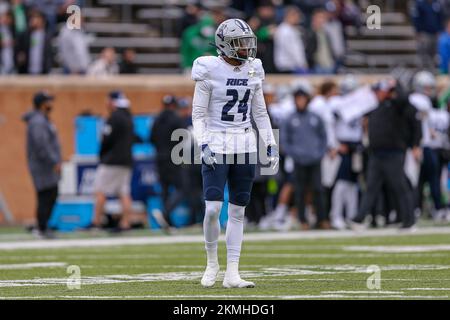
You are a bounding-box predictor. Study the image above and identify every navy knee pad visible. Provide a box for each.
[229,191,251,207]
[204,186,224,202]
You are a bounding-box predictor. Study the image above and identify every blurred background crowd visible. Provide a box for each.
[143,72,450,233]
[2,0,450,237]
[1,0,450,75]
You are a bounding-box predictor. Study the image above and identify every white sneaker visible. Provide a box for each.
[223,273,255,288]
[433,209,448,223]
[331,218,346,230]
[258,213,276,230]
[151,209,171,232]
[398,224,418,233]
[350,221,366,232]
[201,264,220,288]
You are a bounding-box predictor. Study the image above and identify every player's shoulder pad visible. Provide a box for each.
[250,58,265,81]
[191,56,218,81]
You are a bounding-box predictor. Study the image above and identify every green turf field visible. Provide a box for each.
[0,227,450,300]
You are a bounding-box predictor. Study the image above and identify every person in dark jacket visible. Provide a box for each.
[352,79,422,231]
[411,0,445,70]
[15,10,52,74]
[304,9,336,74]
[119,49,138,74]
[23,91,61,238]
[280,88,329,229]
[149,95,188,231]
[92,91,136,230]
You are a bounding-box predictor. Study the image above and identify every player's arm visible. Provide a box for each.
[250,59,276,150]
[251,84,276,148]
[191,57,217,167]
[250,64,278,169]
[192,80,211,147]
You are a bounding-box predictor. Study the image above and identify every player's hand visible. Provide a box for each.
[201,144,217,169]
[267,145,279,171]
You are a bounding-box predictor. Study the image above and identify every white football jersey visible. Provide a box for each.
[409,92,433,147]
[191,56,275,154]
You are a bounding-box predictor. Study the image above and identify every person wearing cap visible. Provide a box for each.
[280,87,329,230]
[149,95,188,231]
[351,79,422,231]
[92,90,136,230]
[22,91,61,238]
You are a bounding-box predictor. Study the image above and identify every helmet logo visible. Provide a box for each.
[217,24,226,41]
[235,19,251,34]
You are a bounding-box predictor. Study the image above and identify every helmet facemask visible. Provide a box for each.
[228,35,257,61]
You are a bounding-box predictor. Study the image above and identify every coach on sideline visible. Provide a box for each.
[23,91,61,239]
[92,91,137,231]
[351,79,422,231]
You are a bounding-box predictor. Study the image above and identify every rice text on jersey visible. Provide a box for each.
[226,78,249,86]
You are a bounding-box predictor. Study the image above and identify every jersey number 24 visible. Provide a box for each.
[221,89,250,122]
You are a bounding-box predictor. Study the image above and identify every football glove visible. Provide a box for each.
[201,144,217,169]
[267,145,279,171]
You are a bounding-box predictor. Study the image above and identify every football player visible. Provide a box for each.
[191,18,278,288]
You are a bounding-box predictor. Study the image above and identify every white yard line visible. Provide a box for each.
[0,262,67,270]
[1,264,449,288]
[321,290,404,294]
[403,288,450,291]
[0,227,449,251]
[344,244,450,253]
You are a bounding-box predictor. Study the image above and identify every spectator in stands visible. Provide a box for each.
[0,10,15,74]
[231,0,258,19]
[178,1,204,36]
[438,19,450,74]
[16,10,53,74]
[25,0,74,35]
[119,49,138,74]
[149,95,188,232]
[22,91,61,239]
[273,6,308,73]
[411,0,444,70]
[248,0,278,73]
[11,0,28,36]
[332,0,361,38]
[305,9,336,74]
[180,6,226,71]
[57,14,90,74]
[324,1,346,71]
[92,91,136,231]
[292,0,327,28]
[280,88,329,230]
[87,47,119,76]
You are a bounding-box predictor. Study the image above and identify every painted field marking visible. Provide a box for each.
[344,245,450,253]
[1,227,449,250]
[0,262,67,270]
[1,264,450,288]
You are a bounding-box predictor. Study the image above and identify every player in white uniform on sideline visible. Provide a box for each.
[191,18,278,288]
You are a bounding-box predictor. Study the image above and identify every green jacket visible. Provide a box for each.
[180,15,217,69]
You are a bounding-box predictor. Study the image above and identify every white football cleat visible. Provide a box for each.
[201,264,220,288]
[223,273,255,288]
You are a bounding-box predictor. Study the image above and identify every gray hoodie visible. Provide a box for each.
[22,110,61,191]
[280,110,328,165]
